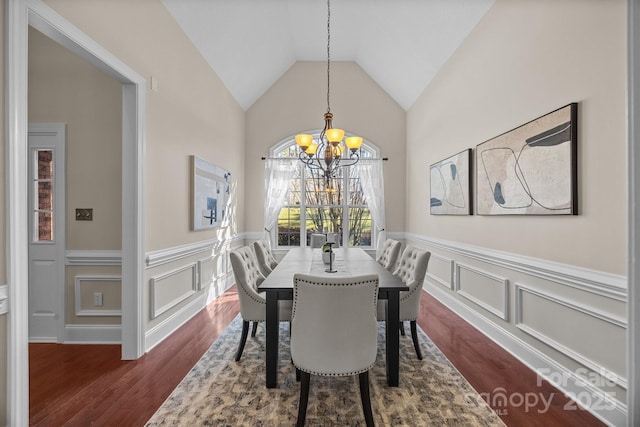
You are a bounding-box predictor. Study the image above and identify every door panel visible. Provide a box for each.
[28,124,66,342]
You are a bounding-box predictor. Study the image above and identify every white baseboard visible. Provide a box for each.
[426,284,627,427]
[64,324,122,344]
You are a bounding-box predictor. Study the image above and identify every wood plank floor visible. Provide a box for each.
[29,286,607,426]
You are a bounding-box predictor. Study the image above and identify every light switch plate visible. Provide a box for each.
[76,208,93,221]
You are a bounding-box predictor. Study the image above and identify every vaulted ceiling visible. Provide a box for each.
[161,0,495,111]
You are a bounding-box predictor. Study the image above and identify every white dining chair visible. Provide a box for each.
[291,273,379,427]
[376,238,401,272]
[310,233,327,248]
[252,240,279,277]
[377,245,431,360]
[229,246,291,361]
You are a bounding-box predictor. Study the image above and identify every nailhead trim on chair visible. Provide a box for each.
[392,246,431,321]
[292,275,379,377]
[231,247,267,305]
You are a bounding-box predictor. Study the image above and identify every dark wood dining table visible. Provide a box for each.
[258,247,409,388]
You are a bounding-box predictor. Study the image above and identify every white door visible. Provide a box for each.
[28,124,66,342]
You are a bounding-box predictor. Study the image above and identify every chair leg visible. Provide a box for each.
[410,320,423,360]
[250,321,259,337]
[296,367,301,382]
[399,321,405,336]
[358,371,375,427]
[296,371,311,427]
[234,320,250,361]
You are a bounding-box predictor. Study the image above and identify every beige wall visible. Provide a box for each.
[29,28,122,251]
[407,0,627,275]
[39,0,246,336]
[43,0,246,250]
[245,61,406,236]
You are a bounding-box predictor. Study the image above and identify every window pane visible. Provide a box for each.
[37,150,53,179]
[348,175,367,206]
[306,207,342,245]
[305,170,343,206]
[35,211,53,242]
[273,141,375,248]
[38,181,53,210]
[348,207,371,247]
[278,206,301,247]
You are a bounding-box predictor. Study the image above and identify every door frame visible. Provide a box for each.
[6,1,146,425]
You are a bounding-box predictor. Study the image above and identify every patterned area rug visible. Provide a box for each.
[146,315,506,426]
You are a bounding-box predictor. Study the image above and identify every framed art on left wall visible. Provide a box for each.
[191,155,232,230]
[430,149,472,215]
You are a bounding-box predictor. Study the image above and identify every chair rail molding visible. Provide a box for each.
[66,250,122,266]
[145,234,243,268]
[406,233,627,302]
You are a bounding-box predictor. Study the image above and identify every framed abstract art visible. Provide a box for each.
[475,103,578,215]
[430,149,472,215]
[191,155,232,230]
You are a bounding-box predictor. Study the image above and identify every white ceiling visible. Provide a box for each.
[161,0,495,111]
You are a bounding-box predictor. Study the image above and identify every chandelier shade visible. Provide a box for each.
[295,0,363,183]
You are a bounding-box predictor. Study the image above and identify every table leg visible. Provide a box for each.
[385,291,400,387]
[265,291,279,388]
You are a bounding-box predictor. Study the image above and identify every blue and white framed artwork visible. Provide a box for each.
[191,155,232,230]
[430,149,472,215]
[475,103,578,215]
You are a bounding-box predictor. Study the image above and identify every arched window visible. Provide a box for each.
[269,134,380,248]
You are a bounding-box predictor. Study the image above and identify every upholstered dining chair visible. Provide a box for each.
[252,240,279,277]
[376,238,402,272]
[310,233,327,248]
[291,273,379,427]
[229,246,291,361]
[377,245,431,360]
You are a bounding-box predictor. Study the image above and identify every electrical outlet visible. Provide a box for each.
[94,292,103,307]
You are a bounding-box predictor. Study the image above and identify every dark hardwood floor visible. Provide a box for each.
[29,286,606,426]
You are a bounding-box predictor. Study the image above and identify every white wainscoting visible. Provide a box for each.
[150,263,198,319]
[404,232,628,427]
[74,275,122,317]
[62,251,123,343]
[144,234,242,352]
[515,284,627,390]
[426,252,454,290]
[456,263,509,321]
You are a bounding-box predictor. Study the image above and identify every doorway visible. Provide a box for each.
[6,1,146,425]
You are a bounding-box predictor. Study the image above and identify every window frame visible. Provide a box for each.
[269,132,380,249]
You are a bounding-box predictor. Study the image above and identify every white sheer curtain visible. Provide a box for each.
[263,158,298,247]
[358,159,386,258]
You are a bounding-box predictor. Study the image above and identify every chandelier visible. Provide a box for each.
[295,0,363,188]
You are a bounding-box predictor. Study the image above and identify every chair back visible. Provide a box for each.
[310,233,327,248]
[229,246,268,321]
[252,240,279,277]
[291,273,379,376]
[394,246,431,320]
[377,239,401,272]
